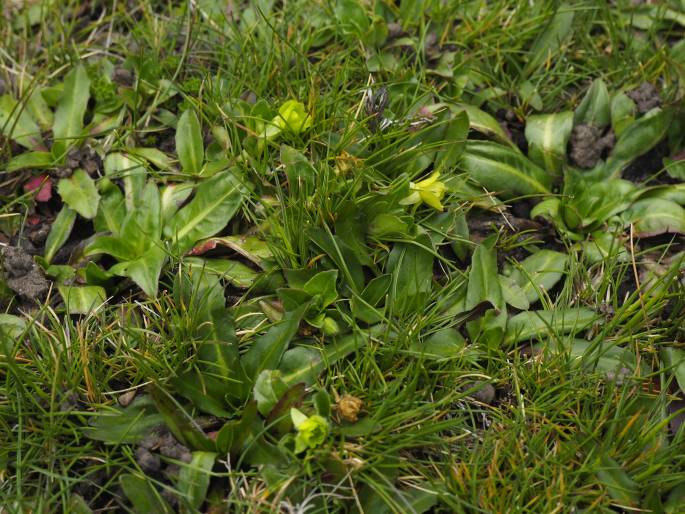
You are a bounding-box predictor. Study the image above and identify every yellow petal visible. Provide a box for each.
[399,191,422,205]
[420,191,444,211]
[415,172,441,189]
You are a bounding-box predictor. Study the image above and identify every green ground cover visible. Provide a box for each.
[1,1,685,512]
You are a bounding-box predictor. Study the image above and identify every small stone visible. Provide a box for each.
[465,382,496,405]
[134,447,161,472]
[118,390,137,407]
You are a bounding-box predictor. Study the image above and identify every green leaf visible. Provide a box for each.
[410,328,467,360]
[525,111,573,177]
[52,65,91,159]
[119,244,167,297]
[610,92,636,137]
[57,169,100,219]
[466,243,503,310]
[596,455,640,507]
[0,314,27,340]
[661,348,685,396]
[498,274,530,311]
[176,109,204,174]
[605,108,673,178]
[67,494,93,514]
[165,170,245,253]
[524,3,574,75]
[128,147,175,171]
[148,384,215,451]
[508,250,568,304]
[83,395,164,444]
[177,452,216,512]
[6,151,53,172]
[161,183,194,225]
[623,199,685,237]
[303,270,338,307]
[44,206,76,263]
[184,257,259,288]
[455,104,514,146]
[461,141,551,198]
[120,474,173,514]
[253,370,289,416]
[93,178,126,235]
[171,370,233,417]
[387,234,434,315]
[0,94,43,149]
[57,285,106,314]
[504,308,596,344]
[241,303,309,382]
[307,227,364,292]
[103,153,147,211]
[574,79,611,128]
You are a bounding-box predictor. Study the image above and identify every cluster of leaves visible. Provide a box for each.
[1,0,685,512]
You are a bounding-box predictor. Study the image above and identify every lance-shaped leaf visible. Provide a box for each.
[524,3,574,76]
[0,94,43,149]
[58,285,106,314]
[120,474,173,514]
[176,109,204,174]
[241,303,309,382]
[52,65,90,160]
[44,206,76,263]
[504,308,596,344]
[461,141,551,198]
[574,79,611,128]
[525,111,573,178]
[177,451,216,512]
[508,250,568,304]
[165,170,245,254]
[623,198,685,237]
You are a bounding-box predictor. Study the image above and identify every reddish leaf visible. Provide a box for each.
[24,175,52,202]
[188,239,218,256]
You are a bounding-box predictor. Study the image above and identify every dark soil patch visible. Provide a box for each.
[568,124,615,169]
[1,245,50,301]
[626,82,661,114]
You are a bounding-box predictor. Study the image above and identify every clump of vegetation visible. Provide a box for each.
[1,1,684,512]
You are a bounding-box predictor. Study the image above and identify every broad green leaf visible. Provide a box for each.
[466,243,503,310]
[536,338,634,373]
[661,348,685,396]
[165,170,245,253]
[93,178,126,235]
[509,250,568,304]
[504,308,596,344]
[176,109,204,174]
[177,452,216,512]
[103,153,146,211]
[148,384,215,451]
[610,92,636,137]
[52,65,91,159]
[307,226,364,292]
[83,395,164,444]
[455,103,513,146]
[6,151,53,172]
[241,303,309,382]
[253,370,289,416]
[0,94,43,149]
[303,270,338,307]
[161,183,194,225]
[58,285,106,314]
[574,79,611,128]
[278,346,322,386]
[67,495,93,514]
[192,235,273,267]
[623,199,685,237]
[461,141,551,198]
[410,328,467,360]
[57,169,100,219]
[524,3,574,75]
[171,370,233,417]
[0,314,27,340]
[25,87,54,130]
[605,108,673,178]
[498,274,530,311]
[525,111,573,177]
[128,147,174,170]
[387,234,434,315]
[184,257,259,288]
[44,206,76,263]
[596,455,640,506]
[120,474,173,514]
[120,244,167,297]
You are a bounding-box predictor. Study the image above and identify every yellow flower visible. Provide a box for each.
[262,100,313,139]
[291,408,328,453]
[399,172,447,211]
